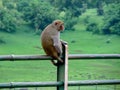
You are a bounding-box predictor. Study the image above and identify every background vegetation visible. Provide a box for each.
[0,0,120,90]
[0,0,120,35]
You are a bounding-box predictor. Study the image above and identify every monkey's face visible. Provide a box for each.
[54,20,64,31]
[59,24,64,31]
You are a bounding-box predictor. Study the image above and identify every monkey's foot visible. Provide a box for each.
[51,60,64,66]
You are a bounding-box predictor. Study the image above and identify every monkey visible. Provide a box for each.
[41,20,65,66]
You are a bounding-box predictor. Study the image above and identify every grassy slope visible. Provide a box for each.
[0,9,120,84]
[0,27,57,82]
[0,29,120,83]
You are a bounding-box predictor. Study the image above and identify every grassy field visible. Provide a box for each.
[0,9,120,90]
[0,30,120,90]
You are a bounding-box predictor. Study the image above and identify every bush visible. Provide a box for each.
[86,22,100,34]
[62,11,78,30]
[0,3,21,33]
[83,11,103,34]
[0,9,17,33]
[102,3,120,35]
[19,1,58,31]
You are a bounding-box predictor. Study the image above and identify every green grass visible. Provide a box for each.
[62,30,120,54]
[0,29,120,83]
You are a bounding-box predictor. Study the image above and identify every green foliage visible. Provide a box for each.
[17,0,58,31]
[79,9,104,34]
[0,8,21,33]
[0,0,119,36]
[2,0,16,10]
[16,0,29,11]
[50,0,83,17]
[81,4,120,36]
[61,11,78,30]
[0,0,23,33]
[86,23,100,34]
[65,18,77,30]
[102,3,120,35]
[96,1,104,15]
[0,0,58,33]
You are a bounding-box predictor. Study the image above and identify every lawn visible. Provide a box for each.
[0,29,120,83]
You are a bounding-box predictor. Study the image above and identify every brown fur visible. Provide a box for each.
[41,20,64,66]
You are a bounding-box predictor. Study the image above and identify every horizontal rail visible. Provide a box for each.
[0,55,52,61]
[68,80,120,86]
[0,81,63,88]
[0,54,120,61]
[0,80,120,88]
[68,54,120,59]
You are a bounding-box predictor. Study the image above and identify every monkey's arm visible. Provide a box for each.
[52,36,62,55]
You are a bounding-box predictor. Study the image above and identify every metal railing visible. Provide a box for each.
[0,54,120,61]
[0,43,120,90]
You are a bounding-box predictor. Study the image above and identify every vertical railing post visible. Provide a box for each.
[57,43,68,90]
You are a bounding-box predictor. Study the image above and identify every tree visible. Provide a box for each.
[96,1,104,15]
[102,3,120,35]
[0,7,21,33]
[0,0,23,33]
[17,1,58,32]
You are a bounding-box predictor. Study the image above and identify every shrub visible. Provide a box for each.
[102,3,120,35]
[86,22,100,34]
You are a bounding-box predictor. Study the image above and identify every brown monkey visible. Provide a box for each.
[41,20,64,66]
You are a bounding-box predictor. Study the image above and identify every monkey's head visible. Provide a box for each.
[52,20,64,31]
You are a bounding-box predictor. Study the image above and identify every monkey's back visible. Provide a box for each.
[41,28,59,58]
